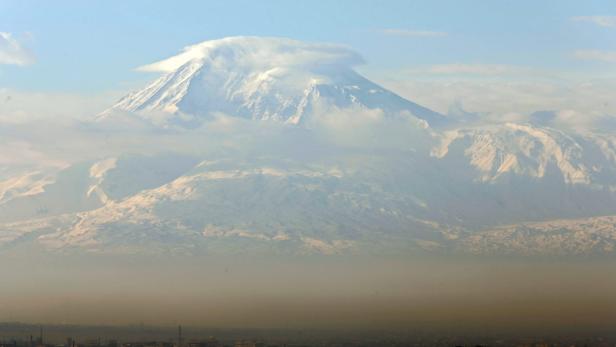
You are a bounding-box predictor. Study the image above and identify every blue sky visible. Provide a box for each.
[1,0,615,91]
[0,0,615,117]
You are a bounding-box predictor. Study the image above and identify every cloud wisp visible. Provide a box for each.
[415,63,533,76]
[572,16,616,28]
[574,50,616,63]
[0,32,35,66]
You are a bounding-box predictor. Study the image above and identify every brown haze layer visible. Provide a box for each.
[1,255,615,333]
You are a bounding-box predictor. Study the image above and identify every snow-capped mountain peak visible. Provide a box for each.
[99,37,447,127]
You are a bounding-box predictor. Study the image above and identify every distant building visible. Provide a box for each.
[233,341,265,347]
[186,339,219,347]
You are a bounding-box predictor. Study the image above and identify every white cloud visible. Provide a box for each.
[572,16,616,28]
[137,36,363,73]
[418,64,532,76]
[373,75,616,121]
[378,29,448,38]
[0,32,35,66]
[0,88,124,124]
[300,98,432,152]
[574,50,616,63]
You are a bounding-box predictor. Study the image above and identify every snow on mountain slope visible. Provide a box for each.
[99,37,447,128]
[432,123,616,186]
[0,162,102,223]
[0,154,199,223]
[0,171,55,204]
[3,147,616,255]
[19,158,446,254]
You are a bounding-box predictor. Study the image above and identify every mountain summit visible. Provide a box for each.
[99,37,447,127]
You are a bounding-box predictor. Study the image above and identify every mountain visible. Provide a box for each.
[4,132,616,256]
[98,37,447,128]
[430,123,616,227]
[0,155,451,255]
[2,37,616,256]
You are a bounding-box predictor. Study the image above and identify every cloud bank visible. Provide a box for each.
[376,77,616,126]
